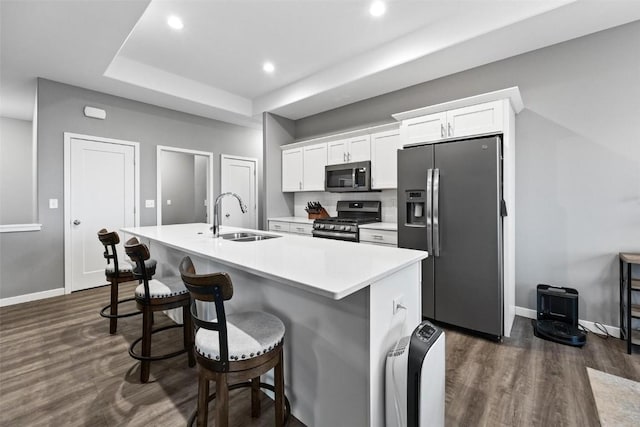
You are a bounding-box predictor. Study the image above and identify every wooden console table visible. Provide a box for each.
[619,252,640,354]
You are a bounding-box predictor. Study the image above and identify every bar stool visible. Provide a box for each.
[97,229,156,334]
[125,237,195,383]
[179,256,290,427]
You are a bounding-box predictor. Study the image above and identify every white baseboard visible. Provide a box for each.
[0,288,65,307]
[515,305,620,339]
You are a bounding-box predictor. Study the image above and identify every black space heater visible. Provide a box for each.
[532,284,586,347]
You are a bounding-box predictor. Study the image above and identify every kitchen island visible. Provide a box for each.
[121,223,427,426]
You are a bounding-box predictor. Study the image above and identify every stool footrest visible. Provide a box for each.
[187,381,291,426]
[128,324,189,362]
[99,297,141,319]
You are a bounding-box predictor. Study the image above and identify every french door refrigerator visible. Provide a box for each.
[397,135,504,338]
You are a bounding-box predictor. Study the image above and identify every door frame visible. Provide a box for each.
[63,132,140,294]
[156,145,214,226]
[220,154,258,229]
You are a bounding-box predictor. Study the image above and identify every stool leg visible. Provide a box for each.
[109,278,118,334]
[140,307,152,383]
[251,376,261,418]
[183,305,196,367]
[274,348,284,427]
[197,374,209,427]
[215,373,229,427]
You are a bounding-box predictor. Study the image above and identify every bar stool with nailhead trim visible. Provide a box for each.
[97,229,156,334]
[179,256,290,427]
[125,237,195,383]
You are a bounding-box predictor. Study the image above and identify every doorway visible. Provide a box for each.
[220,154,257,229]
[64,133,140,293]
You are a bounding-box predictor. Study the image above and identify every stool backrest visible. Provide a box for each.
[97,228,121,272]
[179,256,233,371]
[124,237,152,302]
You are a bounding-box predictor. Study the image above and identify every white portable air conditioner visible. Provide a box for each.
[385,320,445,427]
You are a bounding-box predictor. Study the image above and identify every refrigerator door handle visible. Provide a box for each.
[433,168,440,257]
[426,168,433,254]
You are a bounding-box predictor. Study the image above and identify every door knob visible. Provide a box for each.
[225,213,230,218]
[73,220,81,225]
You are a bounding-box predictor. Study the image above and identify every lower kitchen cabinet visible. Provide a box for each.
[268,219,313,236]
[359,229,397,246]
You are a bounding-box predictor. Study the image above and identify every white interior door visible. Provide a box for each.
[221,155,257,229]
[68,137,135,292]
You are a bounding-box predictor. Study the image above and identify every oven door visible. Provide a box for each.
[325,161,371,192]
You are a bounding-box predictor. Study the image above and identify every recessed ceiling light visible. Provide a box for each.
[369,1,386,17]
[263,62,275,73]
[167,16,184,30]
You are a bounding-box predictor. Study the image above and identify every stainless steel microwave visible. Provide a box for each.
[325,161,372,192]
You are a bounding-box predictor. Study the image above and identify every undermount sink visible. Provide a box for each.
[218,232,281,242]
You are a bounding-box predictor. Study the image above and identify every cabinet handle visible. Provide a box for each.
[274,225,281,229]
[299,181,302,190]
[448,123,453,137]
[373,235,383,240]
[343,152,346,162]
[296,227,304,232]
[348,152,351,161]
[441,124,445,138]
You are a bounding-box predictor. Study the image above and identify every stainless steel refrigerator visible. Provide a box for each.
[397,135,504,338]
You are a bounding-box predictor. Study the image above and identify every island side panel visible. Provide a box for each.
[368,261,421,427]
[150,241,372,427]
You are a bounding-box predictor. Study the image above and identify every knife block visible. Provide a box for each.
[308,208,330,219]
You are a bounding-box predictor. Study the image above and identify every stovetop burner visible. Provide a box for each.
[312,201,381,242]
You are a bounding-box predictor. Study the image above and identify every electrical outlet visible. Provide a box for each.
[145,199,155,208]
[166,199,172,205]
[393,295,405,314]
[49,198,58,209]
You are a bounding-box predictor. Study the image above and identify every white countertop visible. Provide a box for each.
[359,222,397,231]
[267,216,315,224]
[122,223,426,300]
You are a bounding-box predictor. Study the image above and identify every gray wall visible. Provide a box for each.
[262,112,296,228]
[161,151,196,225]
[194,155,207,222]
[294,22,640,326]
[0,79,261,299]
[0,117,33,224]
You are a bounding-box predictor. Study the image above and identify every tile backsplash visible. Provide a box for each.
[294,190,397,223]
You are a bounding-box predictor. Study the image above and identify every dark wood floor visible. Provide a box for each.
[1,283,638,426]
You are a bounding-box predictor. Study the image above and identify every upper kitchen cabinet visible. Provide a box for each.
[327,135,371,165]
[400,100,503,145]
[282,143,327,192]
[370,128,401,189]
[282,147,303,191]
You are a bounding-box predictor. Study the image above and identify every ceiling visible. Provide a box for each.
[2,0,640,128]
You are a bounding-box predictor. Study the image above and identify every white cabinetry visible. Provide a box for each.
[400,100,504,146]
[360,229,397,246]
[370,129,401,189]
[327,135,371,165]
[282,143,327,192]
[303,143,327,191]
[268,219,313,236]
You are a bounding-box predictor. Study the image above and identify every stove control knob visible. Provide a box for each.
[341,226,348,231]
[318,224,324,229]
[329,225,335,230]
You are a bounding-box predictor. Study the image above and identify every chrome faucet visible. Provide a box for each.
[212,192,248,237]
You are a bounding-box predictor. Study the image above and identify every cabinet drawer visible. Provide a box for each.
[359,229,397,245]
[268,221,290,233]
[290,223,313,235]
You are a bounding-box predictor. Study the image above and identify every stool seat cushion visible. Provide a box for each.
[135,276,188,299]
[196,311,285,361]
[106,259,157,275]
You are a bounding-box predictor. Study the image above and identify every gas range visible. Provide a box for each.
[312,201,381,242]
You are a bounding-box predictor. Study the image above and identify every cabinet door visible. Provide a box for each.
[447,100,504,139]
[347,135,371,162]
[303,143,327,191]
[400,112,446,146]
[282,148,303,192]
[327,140,348,165]
[371,129,400,189]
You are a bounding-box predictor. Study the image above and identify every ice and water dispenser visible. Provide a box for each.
[405,190,426,226]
